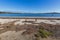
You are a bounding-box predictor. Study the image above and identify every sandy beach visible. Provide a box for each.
[0,18,60,40]
[0,18,60,25]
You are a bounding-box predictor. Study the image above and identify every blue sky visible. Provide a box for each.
[0,0,60,13]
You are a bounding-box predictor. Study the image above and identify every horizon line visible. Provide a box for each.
[0,11,60,13]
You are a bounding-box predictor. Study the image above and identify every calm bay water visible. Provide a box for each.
[0,13,60,17]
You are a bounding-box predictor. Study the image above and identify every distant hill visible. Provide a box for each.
[0,12,60,14]
[0,12,12,14]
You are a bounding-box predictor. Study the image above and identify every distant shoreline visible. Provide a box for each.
[0,17,60,20]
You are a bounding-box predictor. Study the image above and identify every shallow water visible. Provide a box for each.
[0,13,60,17]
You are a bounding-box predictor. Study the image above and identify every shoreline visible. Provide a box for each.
[0,17,60,20]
